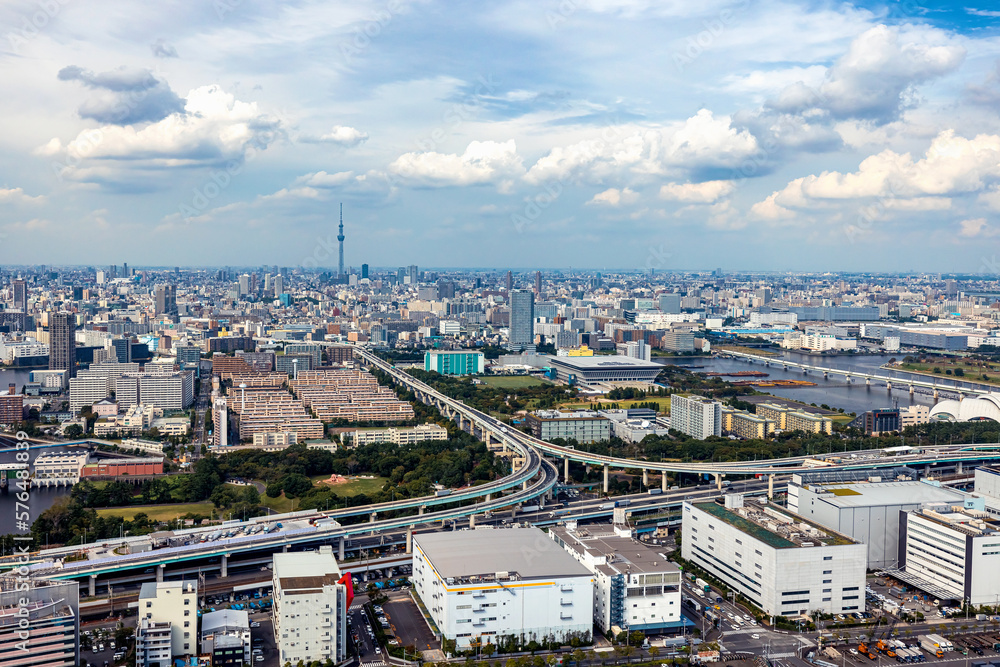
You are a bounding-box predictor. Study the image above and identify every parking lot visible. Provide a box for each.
[383,593,438,654]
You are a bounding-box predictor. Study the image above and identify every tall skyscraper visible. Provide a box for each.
[361,263,369,280]
[338,203,345,278]
[49,312,76,378]
[155,284,177,317]
[534,270,541,295]
[111,337,133,363]
[238,274,250,297]
[509,289,535,351]
[504,270,513,293]
[11,278,26,312]
[407,265,419,285]
[273,274,285,296]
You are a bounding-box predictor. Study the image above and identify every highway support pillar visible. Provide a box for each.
[485,493,491,502]
[886,381,892,390]
[221,554,228,578]
[662,473,668,492]
[909,384,914,395]
[89,575,96,598]
[564,457,570,483]
[418,505,425,516]
[768,474,774,500]
[406,528,413,554]
[470,514,476,529]
[865,377,871,386]
[522,480,529,491]
[603,465,610,493]
[339,536,345,561]
[715,473,722,492]
[642,469,649,488]
[958,461,964,475]
[933,388,939,400]
[157,564,165,583]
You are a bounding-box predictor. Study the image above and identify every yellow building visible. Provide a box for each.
[785,411,833,435]
[722,407,775,439]
[567,345,595,357]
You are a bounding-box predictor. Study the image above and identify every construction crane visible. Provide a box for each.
[858,617,880,660]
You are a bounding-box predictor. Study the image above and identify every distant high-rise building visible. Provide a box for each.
[155,284,177,317]
[122,262,129,278]
[273,274,284,296]
[437,279,455,299]
[11,278,26,313]
[658,293,681,314]
[534,270,542,295]
[755,287,772,304]
[95,270,107,285]
[49,312,76,378]
[407,265,419,285]
[238,274,250,297]
[361,263,369,280]
[509,289,535,351]
[504,270,513,293]
[111,337,132,364]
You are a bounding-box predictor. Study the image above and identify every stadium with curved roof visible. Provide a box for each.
[929,394,1000,423]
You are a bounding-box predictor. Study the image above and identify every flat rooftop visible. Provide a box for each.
[547,355,661,370]
[550,526,679,578]
[804,480,966,508]
[414,528,591,582]
[692,498,859,549]
[273,546,342,592]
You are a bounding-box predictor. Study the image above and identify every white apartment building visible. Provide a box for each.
[121,438,166,455]
[550,524,686,634]
[137,581,198,659]
[412,528,594,649]
[669,394,722,440]
[251,431,298,450]
[139,371,195,410]
[0,336,48,362]
[69,372,111,412]
[272,546,349,666]
[900,499,1000,605]
[681,496,867,617]
[137,618,172,667]
[349,423,449,447]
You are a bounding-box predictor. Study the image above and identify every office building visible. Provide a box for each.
[551,524,686,634]
[12,278,27,313]
[412,528,594,649]
[361,263,369,280]
[525,409,611,444]
[659,330,695,353]
[154,284,177,317]
[49,312,76,378]
[273,546,351,666]
[0,576,79,667]
[600,409,670,443]
[899,499,1000,604]
[669,394,722,440]
[504,270,513,293]
[111,336,132,363]
[350,423,448,447]
[681,496,867,616]
[424,350,485,375]
[213,396,228,448]
[509,289,535,351]
[865,408,901,435]
[788,473,966,569]
[137,581,198,659]
[200,609,251,667]
[658,293,681,314]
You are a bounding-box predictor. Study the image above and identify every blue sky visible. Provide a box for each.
[1,0,1000,272]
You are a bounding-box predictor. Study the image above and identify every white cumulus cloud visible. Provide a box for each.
[389,140,525,187]
[587,187,639,206]
[659,180,735,203]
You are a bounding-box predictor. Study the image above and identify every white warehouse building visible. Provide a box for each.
[682,496,867,617]
[550,524,688,635]
[412,528,594,649]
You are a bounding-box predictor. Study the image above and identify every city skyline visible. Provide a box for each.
[0,1,998,270]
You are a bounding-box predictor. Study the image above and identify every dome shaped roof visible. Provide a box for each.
[929,394,1000,422]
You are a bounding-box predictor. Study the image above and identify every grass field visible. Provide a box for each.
[898,360,1000,386]
[260,493,298,514]
[559,396,671,414]
[96,501,215,522]
[715,345,779,357]
[476,375,548,388]
[310,475,388,497]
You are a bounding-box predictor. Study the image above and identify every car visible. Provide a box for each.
[375,647,382,654]
[255,657,263,663]
[99,644,105,652]
[743,614,752,621]
[751,634,760,640]
[251,622,260,628]
[849,649,859,656]
[730,624,740,631]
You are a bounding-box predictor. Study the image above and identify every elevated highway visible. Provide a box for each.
[354,347,1000,491]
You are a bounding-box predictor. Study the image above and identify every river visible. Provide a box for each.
[0,367,31,393]
[657,351,958,416]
